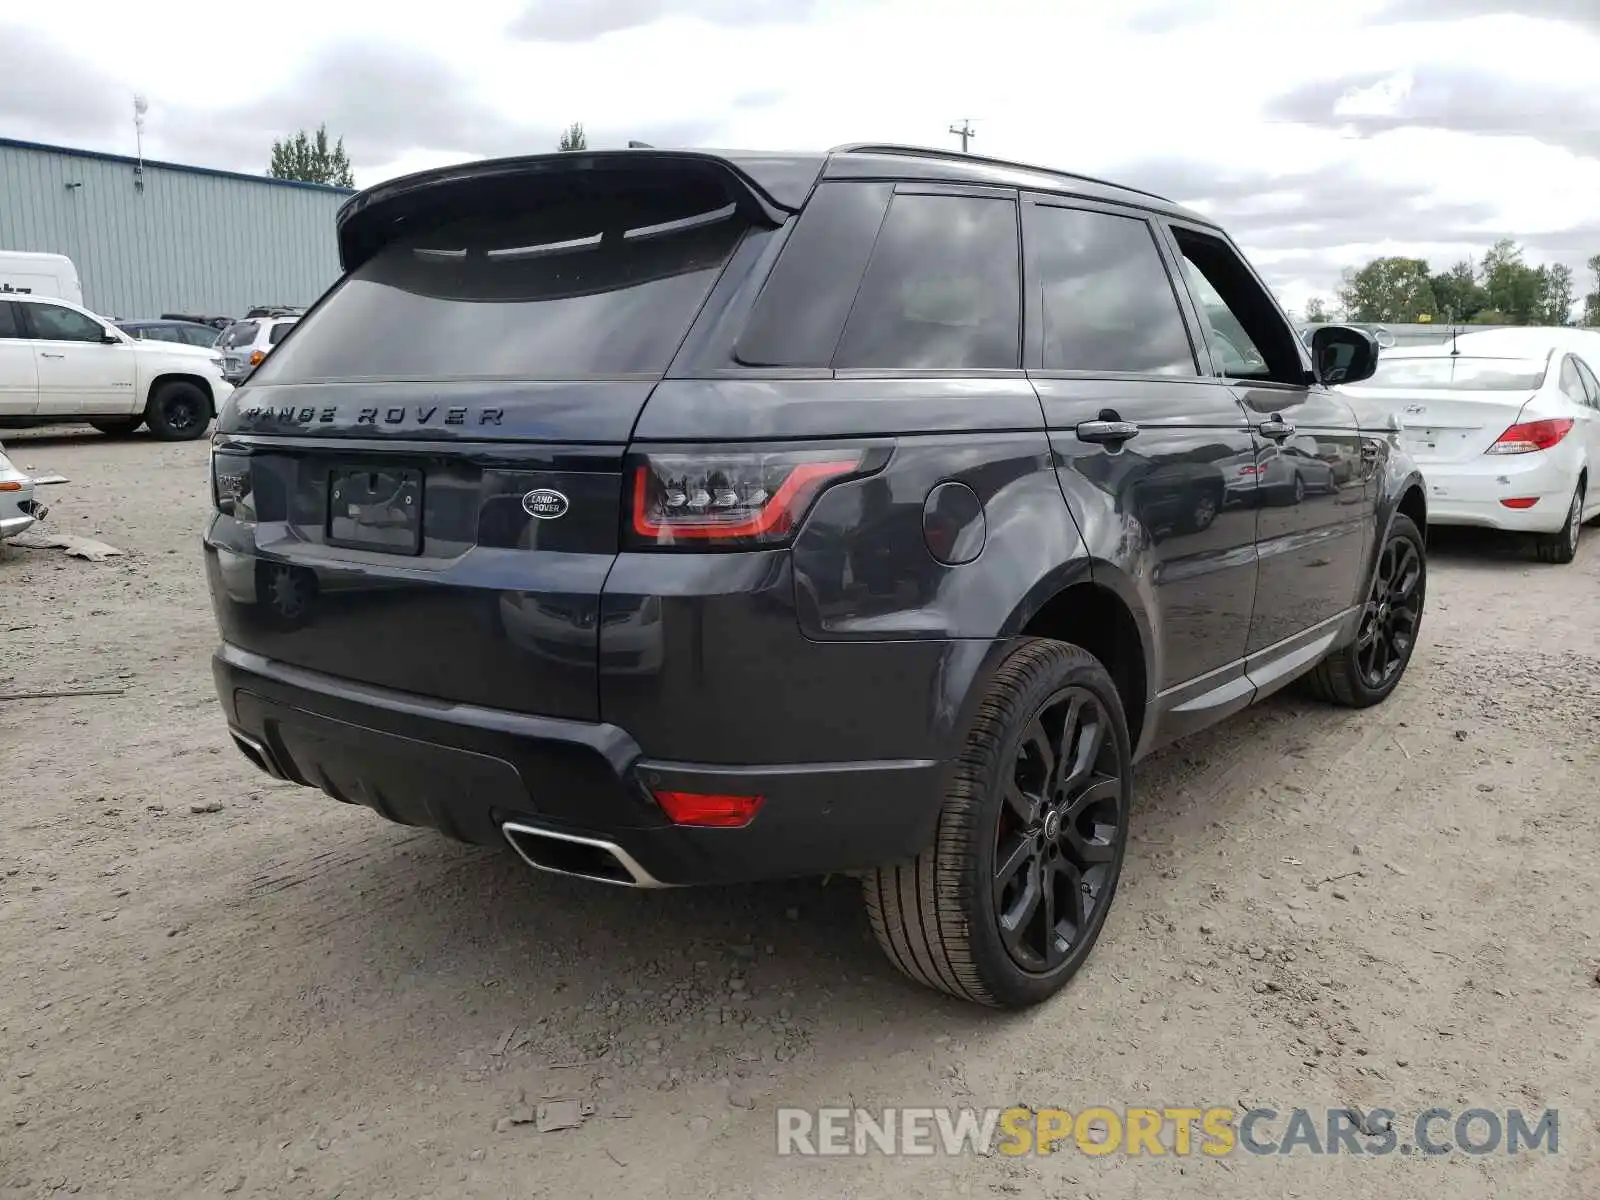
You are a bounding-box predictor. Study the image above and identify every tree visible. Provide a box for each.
[1303,297,1332,323]
[1532,263,1575,326]
[1583,254,1600,327]
[1479,239,1544,325]
[1336,257,1438,323]
[1429,259,1486,324]
[268,124,355,187]
[558,122,587,152]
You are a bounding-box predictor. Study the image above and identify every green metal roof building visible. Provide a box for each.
[0,136,353,321]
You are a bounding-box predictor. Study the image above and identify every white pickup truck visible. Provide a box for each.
[0,292,233,440]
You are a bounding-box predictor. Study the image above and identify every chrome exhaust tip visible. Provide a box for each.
[501,821,666,888]
[230,729,284,780]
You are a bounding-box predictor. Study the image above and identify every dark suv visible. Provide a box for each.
[203,144,1427,1009]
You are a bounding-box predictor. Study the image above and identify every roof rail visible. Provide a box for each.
[827,143,1173,204]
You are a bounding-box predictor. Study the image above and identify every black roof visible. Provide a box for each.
[117,318,216,329]
[822,144,1204,221]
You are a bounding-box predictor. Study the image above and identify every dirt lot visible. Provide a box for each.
[2,428,1596,1199]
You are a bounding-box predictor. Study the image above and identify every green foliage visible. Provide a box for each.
[1336,240,1584,326]
[1303,296,1332,323]
[1336,257,1437,324]
[267,124,355,188]
[558,122,587,152]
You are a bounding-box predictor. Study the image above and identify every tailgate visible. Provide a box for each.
[207,153,774,721]
[207,382,645,721]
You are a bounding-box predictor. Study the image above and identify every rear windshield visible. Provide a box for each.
[220,321,258,349]
[1362,355,1547,391]
[253,178,745,383]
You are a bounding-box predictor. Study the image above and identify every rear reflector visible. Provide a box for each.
[0,481,20,492]
[653,790,764,828]
[1486,418,1573,455]
[1499,497,1539,509]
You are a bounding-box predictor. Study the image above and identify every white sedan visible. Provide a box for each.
[1341,330,1600,564]
[1,441,41,539]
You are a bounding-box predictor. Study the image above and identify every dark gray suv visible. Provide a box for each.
[203,144,1427,1009]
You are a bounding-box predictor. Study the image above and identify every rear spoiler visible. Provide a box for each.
[336,149,824,274]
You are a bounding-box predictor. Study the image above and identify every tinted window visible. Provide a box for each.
[184,325,219,346]
[1559,356,1587,404]
[0,302,19,339]
[833,193,1020,371]
[255,180,744,383]
[268,320,295,345]
[220,321,259,349]
[1029,205,1197,375]
[736,181,892,368]
[27,303,105,342]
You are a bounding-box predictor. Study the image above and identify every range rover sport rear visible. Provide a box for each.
[206,144,1427,1011]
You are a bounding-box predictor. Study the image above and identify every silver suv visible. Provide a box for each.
[218,317,298,384]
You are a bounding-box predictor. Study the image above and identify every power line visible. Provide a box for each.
[949,119,977,153]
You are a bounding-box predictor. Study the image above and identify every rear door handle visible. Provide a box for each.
[1076,416,1140,445]
[40,352,66,359]
[1256,415,1294,440]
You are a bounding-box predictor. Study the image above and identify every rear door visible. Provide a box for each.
[208,160,761,721]
[1021,197,1259,703]
[21,301,138,415]
[0,301,39,415]
[1571,355,1600,481]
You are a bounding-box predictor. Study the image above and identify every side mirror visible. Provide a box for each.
[101,330,123,344]
[1311,325,1379,386]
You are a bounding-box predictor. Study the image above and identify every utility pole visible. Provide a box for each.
[949,119,976,153]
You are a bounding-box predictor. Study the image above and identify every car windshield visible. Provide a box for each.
[1361,355,1547,391]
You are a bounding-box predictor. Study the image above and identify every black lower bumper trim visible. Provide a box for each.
[213,643,946,885]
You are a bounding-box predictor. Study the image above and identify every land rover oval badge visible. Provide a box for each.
[522,488,569,520]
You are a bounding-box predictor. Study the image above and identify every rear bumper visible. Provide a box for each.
[1422,456,1577,533]
[213,641,945,885]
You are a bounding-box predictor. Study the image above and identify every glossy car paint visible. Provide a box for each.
[204,144,1427,885]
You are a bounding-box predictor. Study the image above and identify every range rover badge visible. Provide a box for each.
[522,489,569,520]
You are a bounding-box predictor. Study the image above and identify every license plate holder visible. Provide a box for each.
[326,466,423,555]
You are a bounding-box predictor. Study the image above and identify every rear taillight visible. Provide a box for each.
[626,446,884,548]
[1486,418,1573,455]
[210,448,252,517]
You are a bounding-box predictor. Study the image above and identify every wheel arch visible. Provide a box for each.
[145,372,215,412]
[999,562,1155,755]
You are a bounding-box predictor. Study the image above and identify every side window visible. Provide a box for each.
[1027,204,1197,375]
[1169,226,1302,384]
[0,303,22,338]
[268,321,295,345]
[1571,356,1600,408]
[26,303,106,343]
[834,192,1021,371]
[736,181,893,368]
[1558,356,1588,405]
[188,326,219,346]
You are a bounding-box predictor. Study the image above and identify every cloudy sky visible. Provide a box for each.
[4,0,1600,316]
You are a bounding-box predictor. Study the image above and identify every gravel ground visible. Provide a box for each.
[2,428,1596,1200]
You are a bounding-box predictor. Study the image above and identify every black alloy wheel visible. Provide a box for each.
[1354,531,1423,691]
[994,687,1123,974]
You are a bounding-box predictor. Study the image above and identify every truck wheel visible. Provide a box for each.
[89,418,143,437]
[863,638,1132,1009]
[1302,513,1425,707]
[144,381,211,441]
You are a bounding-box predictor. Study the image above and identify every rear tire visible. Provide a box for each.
[144,381,211,441]
[863,638,1132,1009]
[1303,513,1425,708]
[89,417,142,437]
[1533,483,1583,565]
